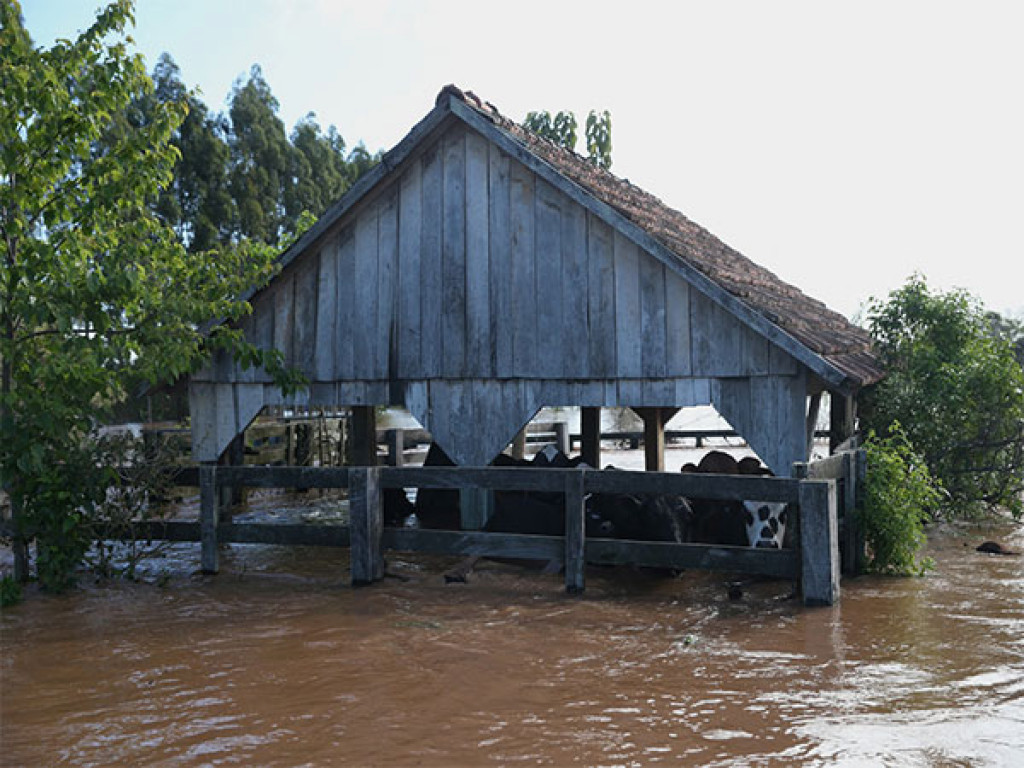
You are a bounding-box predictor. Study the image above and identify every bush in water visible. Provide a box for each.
[860,424,943,576]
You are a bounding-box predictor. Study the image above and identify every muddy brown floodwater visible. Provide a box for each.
[2,514,1022,767]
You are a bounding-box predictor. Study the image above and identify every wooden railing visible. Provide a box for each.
[137,463,839,606]
[795,448,867,576]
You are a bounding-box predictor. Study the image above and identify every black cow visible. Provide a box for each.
[486,447,608,538]
[413,443,605,537]
[411,442,461,530]
[587,467,692,545]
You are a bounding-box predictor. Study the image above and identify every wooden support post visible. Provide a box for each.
[350,406,378,466]
[337,415,349,466]
[830,392,857,453]
[386,429,405,467]
[798,478,840,606]
[641,408,666,472]
[806,392,823,460]
[511,428,527,460]
[219,432,246,510]
[349,466,384,585]
[564,469,586,594]
[199,463,219,574]
[553,421,570,456]
[581,407,601,468]
[460,486,492,531]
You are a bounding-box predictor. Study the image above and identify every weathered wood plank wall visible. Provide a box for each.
[191,119,811,470]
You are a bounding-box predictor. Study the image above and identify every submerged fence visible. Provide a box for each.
[4,451,866,607]
[152,462,843,606]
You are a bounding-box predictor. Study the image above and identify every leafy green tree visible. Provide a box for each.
[227,64,291,243]
[152,55,235,253]
[285,113,351,222]
[343,141,382,187]
[524,110,578,152]
[1,0,297,589]
[987,310,1024,369]
[861,275,1024,517]
[585,109,612,170]
[524,108,612,169]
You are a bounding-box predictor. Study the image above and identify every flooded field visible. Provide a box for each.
[2,503,1022,767]
[1,434,1021,766]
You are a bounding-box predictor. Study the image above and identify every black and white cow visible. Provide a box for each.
[683,450,791,550]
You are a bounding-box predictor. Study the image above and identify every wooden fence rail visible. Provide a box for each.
[181,463,838,605]
[5,456,856,606]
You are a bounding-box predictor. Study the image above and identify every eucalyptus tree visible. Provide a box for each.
[524,108,612,169]
[227,64,291,244]
[285,113,351,222]
[152,55,235,252]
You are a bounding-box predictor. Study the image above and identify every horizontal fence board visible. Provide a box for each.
[798,452,846,480]
[585,539,798,577]
[171,467,200,487]
[171,465,798,503]
[106,520,201,542]
[92,521,351,548]
[80,521,799,576]
[216,466,352,488]
[224,523,351,547]
[381,466,567,493]
[383,529,564,560]
[583,470,800,503]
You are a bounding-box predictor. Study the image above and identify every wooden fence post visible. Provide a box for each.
[199,463,219,574]
[852,449,867,575]
[564,469,586,594]
[460,486,492,531]
[350,466,384,585]
[798,478,839,606]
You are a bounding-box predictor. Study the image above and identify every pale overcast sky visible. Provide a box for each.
[22,0,1024,320]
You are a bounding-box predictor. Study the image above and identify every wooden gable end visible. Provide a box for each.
[202,120,802,388]
[192,117,810,470]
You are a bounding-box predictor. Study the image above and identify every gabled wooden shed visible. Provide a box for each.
[189,85,883,475]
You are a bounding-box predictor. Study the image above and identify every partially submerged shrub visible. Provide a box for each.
[0,575,22,608]
[860,424,944,575]
[862,276,1024,518]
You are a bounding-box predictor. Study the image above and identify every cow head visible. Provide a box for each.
[742,501,789,549]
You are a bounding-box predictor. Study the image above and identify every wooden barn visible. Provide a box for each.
[190,84,883,475]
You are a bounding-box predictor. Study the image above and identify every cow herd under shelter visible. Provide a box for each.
[186,85,885,605]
